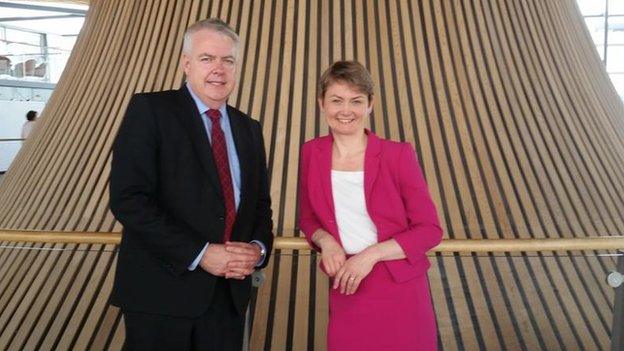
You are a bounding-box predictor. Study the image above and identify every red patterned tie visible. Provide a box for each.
[207,109,236,242]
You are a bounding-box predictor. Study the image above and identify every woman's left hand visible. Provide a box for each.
[333,249,379,295]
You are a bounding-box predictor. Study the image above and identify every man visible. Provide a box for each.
[21,110,37,139]
[109,18,273,350]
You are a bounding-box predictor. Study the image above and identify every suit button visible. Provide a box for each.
[219,216,225,221]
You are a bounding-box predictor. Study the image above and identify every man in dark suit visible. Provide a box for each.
[109,18,273,350]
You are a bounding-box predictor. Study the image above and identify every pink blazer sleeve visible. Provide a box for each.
[384,143,443,282]
[297,143,322,251]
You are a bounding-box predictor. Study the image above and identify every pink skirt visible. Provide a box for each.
[327,263,437,351]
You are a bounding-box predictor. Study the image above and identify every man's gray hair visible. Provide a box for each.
[182,18,240,54]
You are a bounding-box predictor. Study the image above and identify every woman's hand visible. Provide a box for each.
[313,230,346,277]
[333,247,380,295]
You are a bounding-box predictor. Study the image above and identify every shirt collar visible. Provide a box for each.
[186,82,227,117]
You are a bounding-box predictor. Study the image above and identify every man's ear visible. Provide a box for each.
[180,53,190,74]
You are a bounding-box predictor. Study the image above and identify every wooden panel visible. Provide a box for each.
[0,0,623,349]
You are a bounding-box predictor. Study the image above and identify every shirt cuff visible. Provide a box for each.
[188,243,209,271]
[250,240,266,267]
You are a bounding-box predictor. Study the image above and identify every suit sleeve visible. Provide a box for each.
[110,94,206,276]
[250,120,274,269]
[297,143,322,252]
[384,143,443,281]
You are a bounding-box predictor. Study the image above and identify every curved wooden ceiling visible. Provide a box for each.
[0,0,623,349]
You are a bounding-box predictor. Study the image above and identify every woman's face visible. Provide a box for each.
[319,81,372,137]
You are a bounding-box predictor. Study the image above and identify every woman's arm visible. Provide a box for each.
[312,229,346,276]
[298,143,323,249]
[298,142,346,276]
[332,238,404,294]
[334,143,443,292]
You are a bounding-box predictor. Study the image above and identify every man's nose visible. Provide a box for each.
[212,60,226,72]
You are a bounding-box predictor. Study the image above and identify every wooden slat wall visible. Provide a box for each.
[0,0,622,350]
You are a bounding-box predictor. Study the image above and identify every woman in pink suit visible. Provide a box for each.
[298,61,443,350]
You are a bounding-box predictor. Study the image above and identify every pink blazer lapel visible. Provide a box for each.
[314,135,336,216]
[364,131,381,206]
[314,131,382,215]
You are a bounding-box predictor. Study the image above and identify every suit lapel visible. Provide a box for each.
[315,135,336,216]
[227,106,251,209]
[364,130,381,205]
[315,132,380,217]
[172,86,223,201]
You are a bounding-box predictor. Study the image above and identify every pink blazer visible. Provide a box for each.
[298,131,443,283]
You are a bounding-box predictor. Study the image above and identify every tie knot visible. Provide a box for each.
[206,109,221,122]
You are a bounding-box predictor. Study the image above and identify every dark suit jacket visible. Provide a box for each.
[109,86,273,317]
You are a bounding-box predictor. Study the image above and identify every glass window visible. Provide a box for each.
[608,16,624,44]
[596,45,606,61]
[46,34,75,52]
[608,73,624,98]
[606,45,624,71]
[610,0,624,15]
[585,17,606,46]
[578,0,624,99]
[5,28,41,48]
[578,0,606,16]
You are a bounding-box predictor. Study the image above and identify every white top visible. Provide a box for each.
[331,170,378,254]
[21,121,36,139]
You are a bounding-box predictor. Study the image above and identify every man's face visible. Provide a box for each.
[182,29,238,108]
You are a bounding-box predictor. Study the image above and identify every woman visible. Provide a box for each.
[298,61,443,350]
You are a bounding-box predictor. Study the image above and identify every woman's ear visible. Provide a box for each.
[367,95,374,114]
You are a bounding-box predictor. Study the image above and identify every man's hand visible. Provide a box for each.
[199,242,262,279]
[199,244,232,276]
[224,241,261,279]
